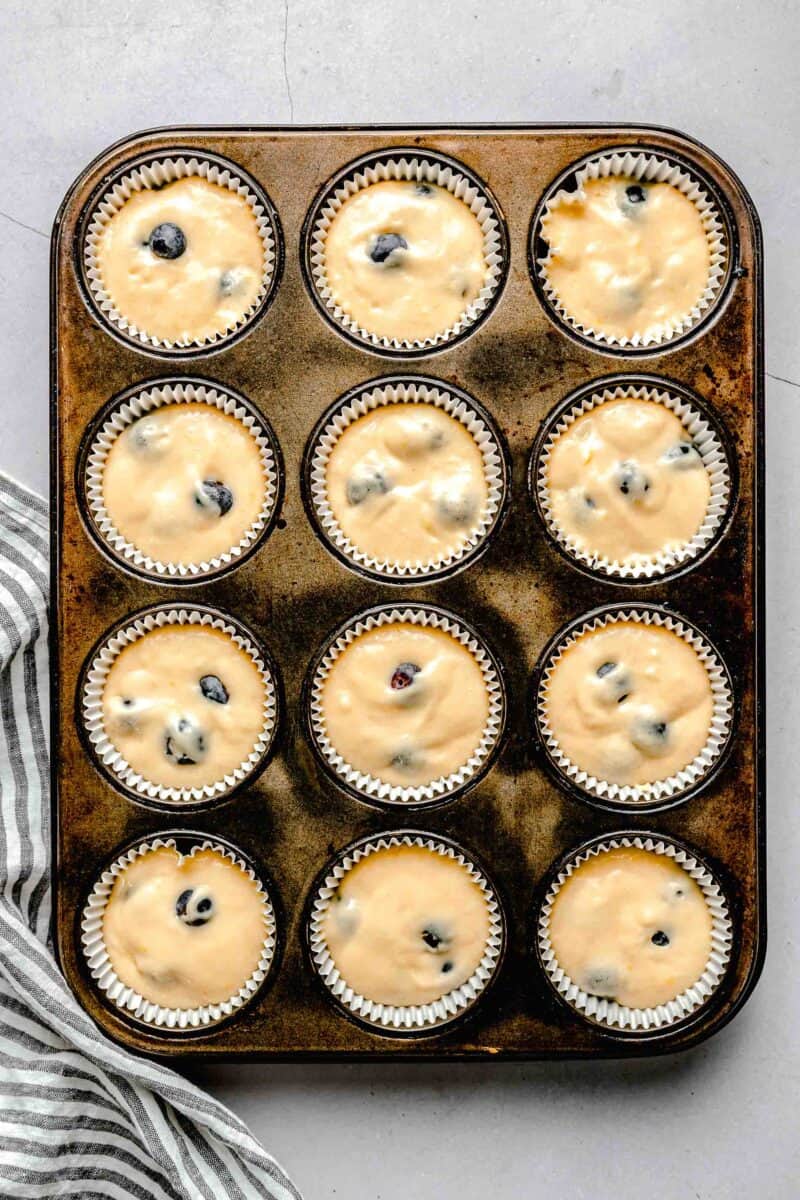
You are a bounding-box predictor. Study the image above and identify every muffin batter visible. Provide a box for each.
[325,403,490,567]
[323,180,487,342]
[549,846,712,1009]
[101,626,268,791]
[545,398,711,563]
[102,846,267,1009]
[96,176,265,343]
[540,176,711,341]
[320,623,490,788]
[101,403,267,566]
[321,844,490,1006]
[543,622,714,786]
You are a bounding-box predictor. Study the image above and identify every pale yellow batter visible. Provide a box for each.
[102,846,267,1009]
[323,180,487,342]
[545,398,710,564]
[543,622,713,786]
[96,176,265,343]
[321,845,490,1006]
[325,404,490,567]
[101,626,268,790]
[101,404,267,566]
[549,846,712,1009]
[320,623,490,789]
[541,176,711,341]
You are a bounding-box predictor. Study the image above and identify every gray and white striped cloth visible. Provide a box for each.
[0,473,301,1200]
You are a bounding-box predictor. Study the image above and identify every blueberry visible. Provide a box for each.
[368,233,408,264]
[131,418,170,456]
[585,494,597,509]
[164,714,207,766]
[631,715,670,754]
[583,966,619,997]
[390,746,421,772]
[663,441,702,469]
[441,961,454,974]
[651,929,670,947]
[597,661,616,678]
[625,184,647,205]
[435,486,478,526]
[194,479,234,517]
[345,468,390,506]
[414,182,432,196]
[421,927,444,950]
[594,661,632,704]
[199,674,229,705]
[175,887,215,926]
[614,460,650,500]
[219,268,242,296]
[148,222,186,259]
[390,662,420,691]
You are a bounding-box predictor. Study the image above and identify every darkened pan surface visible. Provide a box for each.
[51,125,764,1060]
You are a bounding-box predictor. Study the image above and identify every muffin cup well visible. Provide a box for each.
[303,148,508,356]
[81,832,277,1032]
[530,375,734,581]
[306,604,506,808]
[537,832,733,1035]
[303,375,509,584]
[80,378,283,583]
[307,831,505,1034]
[531,146,732,352]
[80,150,282,355]
[79,604,279,807]
[534,605,734,810]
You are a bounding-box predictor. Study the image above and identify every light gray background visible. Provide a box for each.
[3,1,797,1197]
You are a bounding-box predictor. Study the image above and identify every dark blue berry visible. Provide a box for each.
[148,222,186,259]
[597,662,616,678]
[441,961,454,974]
[625,184,647,205]
[369,233,408,264]
[164,715,206,766]
[615,460,650,500]
[345,469,390,506]
[651,930,670,947]
[421,928,443,949]
[631,716,670,753]
[199,674,229,705]
[663,441,702,469]
[175,887,215,926]
[414,183,432,196]
[390,662,420,691]
[195,479,234,516]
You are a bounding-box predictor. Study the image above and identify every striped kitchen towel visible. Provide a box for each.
[0,472,301,1200]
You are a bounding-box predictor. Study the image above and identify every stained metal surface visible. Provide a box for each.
[50,125,764,1060]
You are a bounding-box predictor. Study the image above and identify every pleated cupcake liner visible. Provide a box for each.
[306,376,507,581]
[81,605,278,806]
[308,832,504,1033]
[537,833,732,1033]
[81,835,276,1031]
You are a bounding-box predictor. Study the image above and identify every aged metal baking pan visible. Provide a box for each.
[50,124,765,1059]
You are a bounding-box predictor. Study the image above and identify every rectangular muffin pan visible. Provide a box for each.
[50,125,765,1059]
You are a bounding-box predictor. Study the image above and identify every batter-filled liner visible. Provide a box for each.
[532,380,732,580]
[308,832,504,1033]
[533,148,729,351]
[83,379,281,580]
[307,604,506,807]
[305,149,507,353]
[536,607,733,808]
[306,376,508,581]
[537,833,732,1033]
[82,152,279,352]
[80,605,278,806]
[81,835,277,1031]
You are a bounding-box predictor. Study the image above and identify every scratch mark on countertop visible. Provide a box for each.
[282,0,295,122]
[767,372,800,390]
[0,210,48,240]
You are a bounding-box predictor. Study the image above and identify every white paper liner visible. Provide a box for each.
[82,607,277,805]
[538,608,733,806]
[309,606,505,805]
[536,150,729,349]
[535,382,732,579]
[308,379,506,579]
[538,834,732,1032]
[309,833,504,1032]
[83,154,278,350]
[81,836,277,1030]
[308,152,505,352]
[84,380,279,579]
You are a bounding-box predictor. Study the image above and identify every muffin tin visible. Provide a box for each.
[51,125,764,1059]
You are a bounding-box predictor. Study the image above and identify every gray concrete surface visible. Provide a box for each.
[2,1,798,1196]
